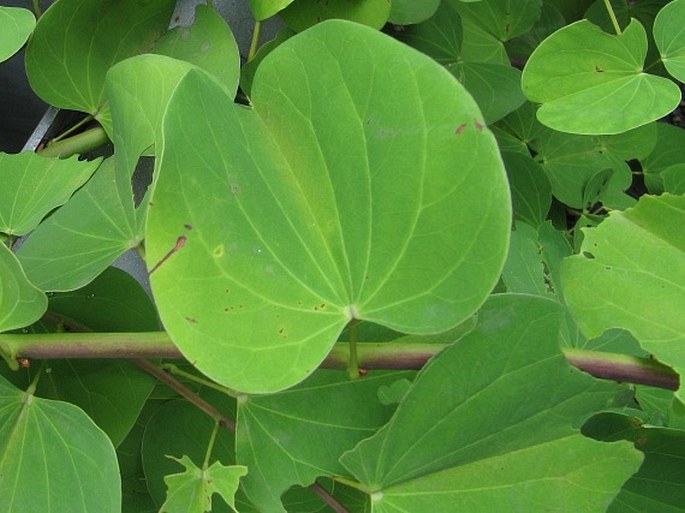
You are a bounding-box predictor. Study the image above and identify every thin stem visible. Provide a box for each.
[603,0,622,35]
[309,482,350,513]
[51,115,95,143]
[38,126,110,158]
[248,20,262,61]
[347,319,359,379]
[161,363,237,397]
[32,0,42,19]
[202,420,221,469]
[129,359,236,431]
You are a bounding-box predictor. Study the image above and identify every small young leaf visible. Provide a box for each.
[0,375,121,513]
[522,19,680,134]
[0,152,100,236]
[0,6,35,63]
[161,455,247,513]
[0,243,46,334]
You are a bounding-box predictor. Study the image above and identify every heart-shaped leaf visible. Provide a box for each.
[522,19,680,134]
[0,6,35,63]
[0,374,121,513]
[0,152,100,236]
[562,194,685,402]
[340,294,641,511]
[0,243,46,334]
[147,20,511,393]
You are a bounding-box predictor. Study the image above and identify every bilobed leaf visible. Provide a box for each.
[161,455,246,513]
[654,0,685,82]
[249,0,296,20]
[150,4,240,96]
[388,0,440,25]
[502,150,552,227]
[25,0,177,129]
[451,0,543,41]
[639,122,685,193]
[0,374,121,513]
[522,19,680,134]
[147,20,511,393]
[0,6,35,63]
[0,152,100,236]
[562,194,685,402]
[279,0,390,32]
[340,294,641,511]
[237,370,411,512]
[0,243,46,334]
[17,158,141,292]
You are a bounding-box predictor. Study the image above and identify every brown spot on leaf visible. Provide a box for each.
[185,317,198,323]
[474,119,484,131]
[455,123,467,135]
[184,224,193,230]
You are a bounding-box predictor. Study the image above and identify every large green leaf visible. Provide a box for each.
[522,19,680,134]
[0,152,100,236]
[653,0,685,82]
[340,294,641,511]
[562,194,685,401]
[147,20,511,393]
[17,158,141,291]
[0,6,35,63]
[25,0,177,128]
[0,374,121,512]
[237,370,411,512]
[0,244,46,334]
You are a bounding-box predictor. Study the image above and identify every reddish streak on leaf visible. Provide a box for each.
[474,119,485,131]
[185,317,198,323]
[148,236,187,275]
[455,123,467,135]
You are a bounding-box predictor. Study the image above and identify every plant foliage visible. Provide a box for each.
[1,0,685,511]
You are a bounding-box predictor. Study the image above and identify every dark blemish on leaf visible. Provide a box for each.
[320,303,326,309]
[474,119,484,131]
[149,202,154,207]
[185,317,198,323]
[505,23,510,33]
[184,224,193,230]
[455,123,467,135]
[230,184,241,195]
[18,358,30,368]
[595,66,604,73]
[582,251,595,259]
[148,236,187,275]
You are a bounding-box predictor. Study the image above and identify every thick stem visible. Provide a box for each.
[38,126,110,158]
[2,332,680,391]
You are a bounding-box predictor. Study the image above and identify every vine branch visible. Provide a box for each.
[1,332,679,391]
